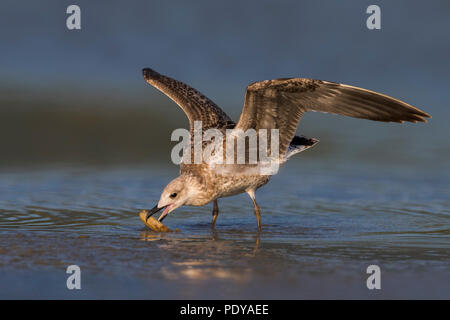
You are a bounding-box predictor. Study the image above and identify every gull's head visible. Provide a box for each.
[146,175,196,222]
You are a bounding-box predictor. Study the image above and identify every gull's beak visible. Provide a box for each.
[145,205,164,221]
[157,205,172,222]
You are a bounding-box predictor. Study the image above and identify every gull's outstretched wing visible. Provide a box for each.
[143,68,234,133]
[234,78,431,158]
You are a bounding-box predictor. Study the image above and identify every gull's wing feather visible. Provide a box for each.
[143,68,234,133]
[235,78,431,158]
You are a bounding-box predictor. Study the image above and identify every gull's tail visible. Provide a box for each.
[284,135,319,160]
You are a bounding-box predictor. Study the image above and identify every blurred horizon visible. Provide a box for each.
[1,0,449,169]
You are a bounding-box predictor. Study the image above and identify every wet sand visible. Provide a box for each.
[0,164,448,299]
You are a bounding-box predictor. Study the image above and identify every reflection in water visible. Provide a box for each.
[139,229,259,282]
[140,230,165,242]
[211,230,261,255]
[161,263,252,283]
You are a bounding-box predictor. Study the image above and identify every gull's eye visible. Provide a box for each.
[170,193,177,199]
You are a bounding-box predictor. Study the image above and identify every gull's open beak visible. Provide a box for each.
[157,205,172,222]
[145,205,165,221]
[146,204,173,223]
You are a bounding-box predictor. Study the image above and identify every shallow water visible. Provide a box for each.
[0,161,448,299]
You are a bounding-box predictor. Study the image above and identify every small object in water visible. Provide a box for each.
[139,210,172,232]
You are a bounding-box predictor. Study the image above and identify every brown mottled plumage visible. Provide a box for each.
[142,68,430,231]
[142,68,234,134]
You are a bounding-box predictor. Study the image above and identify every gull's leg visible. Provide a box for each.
[253,233,261,255]
[247,190,262,232]
[211,199,219,229]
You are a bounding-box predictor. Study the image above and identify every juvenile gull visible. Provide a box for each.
[142,68,430,231]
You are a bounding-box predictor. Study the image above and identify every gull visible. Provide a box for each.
[141,68,430,231]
